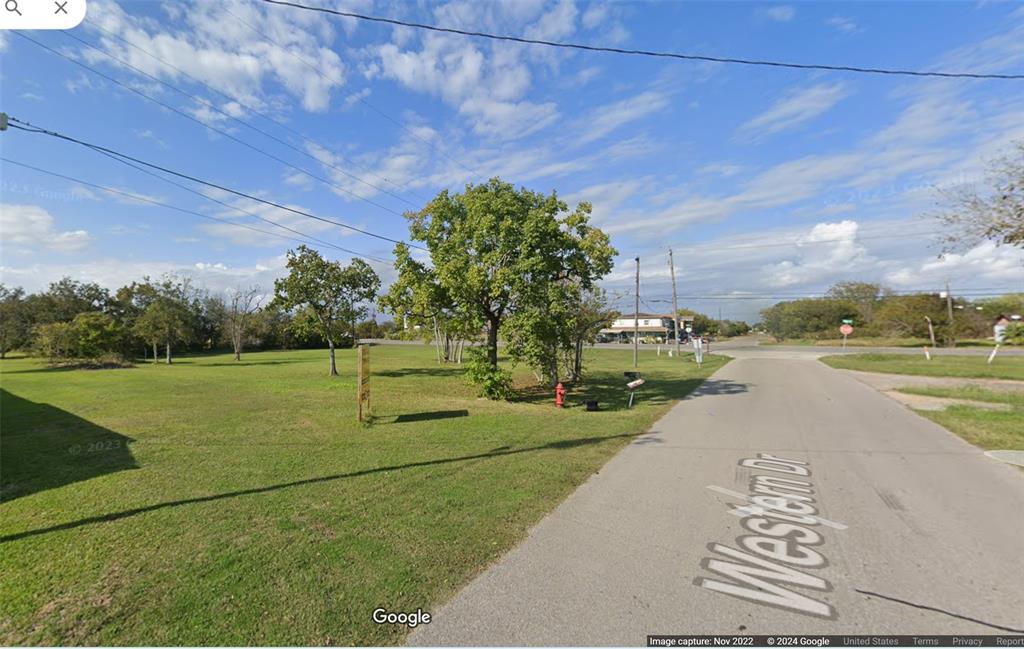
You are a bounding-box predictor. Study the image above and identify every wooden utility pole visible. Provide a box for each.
[357,344,370,422]
[668,249,680,357]
[633,256,640,368]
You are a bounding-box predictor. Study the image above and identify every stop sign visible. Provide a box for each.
[840,324,854,336]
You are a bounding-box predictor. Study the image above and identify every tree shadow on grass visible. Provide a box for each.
[1,363,136,375]
[193,360,315,367]
[0,430,642,544]
[0,389,138,503]
[375,366,465,378]
[389,410,470,424]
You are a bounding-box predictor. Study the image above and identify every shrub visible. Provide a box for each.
[465,350,513,400]
[33,322,75,360]
[1004,322,1024,345]
[70,312,124,360]
[33,313,127,364]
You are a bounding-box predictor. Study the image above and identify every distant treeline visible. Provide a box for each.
[757,282,1023,345]
[0,276,395,366]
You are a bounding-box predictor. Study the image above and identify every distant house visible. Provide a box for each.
[599,313,695,343]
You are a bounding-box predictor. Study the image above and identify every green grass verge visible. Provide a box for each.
[762,336,933,347]
[895,387,1024,451]
[0,346,726,645]
[820,353,1024,380]
[762,337,998,348]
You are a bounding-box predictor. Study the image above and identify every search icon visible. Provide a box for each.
[5,0,21,15]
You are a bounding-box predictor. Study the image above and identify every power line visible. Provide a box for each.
[260,0,1024,81]
[14,30,408,220]
[223,4,485,181]
[6,117,427,251]
[82,145,396,264]
[2,157,392,263]
[79,20,432,205]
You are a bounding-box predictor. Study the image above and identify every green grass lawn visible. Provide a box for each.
[896,387,1024,451]
[820,353,1024,380]
[0,345,726,645]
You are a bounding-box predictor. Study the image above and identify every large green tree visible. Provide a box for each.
[760,299,859,341]
[0,285,30,358]
[826,281,890,325]
[133,297,194,364]
[272,246,380,376]
[379,242,475,364]
[27,277,111,324]
[404,178,615,392]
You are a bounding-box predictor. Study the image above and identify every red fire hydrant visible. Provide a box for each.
[555,382,566,408]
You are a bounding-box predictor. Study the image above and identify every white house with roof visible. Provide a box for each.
[598,313,695,343]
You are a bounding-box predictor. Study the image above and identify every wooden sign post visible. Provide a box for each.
[357,344,370,422]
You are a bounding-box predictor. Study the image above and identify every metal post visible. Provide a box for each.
[633,256,640,368]
[668,249,680,358]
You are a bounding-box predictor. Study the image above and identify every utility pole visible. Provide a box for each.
[668,249,680,358]
[945,281,955,348]
[633,256,640,368]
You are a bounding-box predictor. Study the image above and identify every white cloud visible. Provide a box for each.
[885,241,1024,288]
[698,162,744,178]
[581,3,609,29]
[738,83,850,139]
[761,221,871,287]
[563,179,649,227]
[65,73,103,94]
[82,0,348,112]
[826,16,861,34]
[570,65,603,86]
[763,6,796,22]
[366,1,588,140]
[525,0,578,41]
[578,90,671,144]
[0,204,91,253]
[134,128,168,149]
[343,87,371,108]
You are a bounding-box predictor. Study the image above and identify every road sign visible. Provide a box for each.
[839,323,853,351]
[841,319,854,325]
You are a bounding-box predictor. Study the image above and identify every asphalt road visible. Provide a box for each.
[409,349,1024,645]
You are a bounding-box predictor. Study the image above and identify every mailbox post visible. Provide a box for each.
[625,372,645,408]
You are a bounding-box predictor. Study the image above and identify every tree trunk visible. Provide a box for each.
[153,342,158,364]
[328,339,338,376]
[432,317,442,364]
[234,348,241,361]
[573,337,584,382]
[165,342,172,365]
[486,317,499,368]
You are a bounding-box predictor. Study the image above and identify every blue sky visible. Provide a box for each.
[1,0,1022,322]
